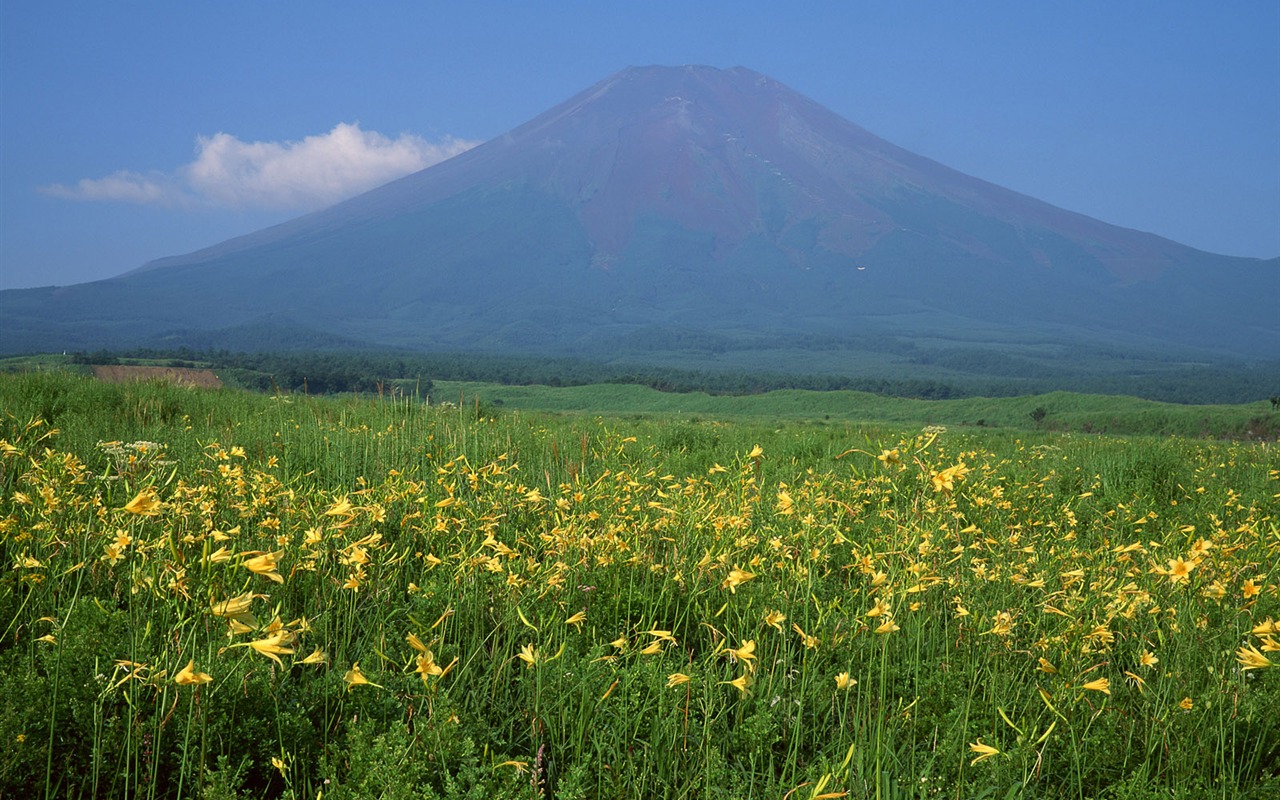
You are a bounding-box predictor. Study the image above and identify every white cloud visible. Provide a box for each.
[41,123,479,210]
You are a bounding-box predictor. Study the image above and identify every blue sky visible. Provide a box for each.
[2,1,1277,290]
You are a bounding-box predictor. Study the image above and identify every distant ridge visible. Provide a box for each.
[2,65,1276,361]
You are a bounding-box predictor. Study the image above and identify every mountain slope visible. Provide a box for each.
[2,65,1275,358]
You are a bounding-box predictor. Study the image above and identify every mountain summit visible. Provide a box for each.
[3,65,1275,358]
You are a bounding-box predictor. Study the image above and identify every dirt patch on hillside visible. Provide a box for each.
[91,365,223,389]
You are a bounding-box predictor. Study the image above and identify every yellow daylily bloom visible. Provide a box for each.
[123,490,162,516]
[969,740,1002,765]
[241,551,284,583]
[518,644,539,668]
[834,672,856,690]
[297,648,327,665]
[725,640,757,671]
[722,673,752,696]
[325,496,354,517]
[207,546,235,564]
[406,632,428,653]
[174,660,212,686]
[792,623,819,649]
[1140,650,1159,668]
[1081,677,1110,695]
[416,651,444,680]
[666,672,691,688]
[1237,644,1274,671]
[1166,557,1195,584]
[241,630,294,667]
[210,592,259,624]
[874,617,900,635]
[931,463,969,493]
[722,567,756,593]
[343,662,382,689]
[565,611,587,628]
[763,610,786,632]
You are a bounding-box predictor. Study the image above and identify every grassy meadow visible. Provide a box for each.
[0,371,1277,798]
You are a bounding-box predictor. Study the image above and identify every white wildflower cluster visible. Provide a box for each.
[96,440,176,480]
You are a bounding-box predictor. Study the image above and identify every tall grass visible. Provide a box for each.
[0,372,1276,798]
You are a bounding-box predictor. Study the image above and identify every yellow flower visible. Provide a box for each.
[1252,619,1279,636]
[1179,697,1193,711]
[666,672,691,688]
[1081,677,1110,695]
[406,632,428,653]
[297,648,327,665]
[565,611,587,628]
[518,644,540,668]
[725,640,757,671]
[834,672,856,690]
[210,592,255,619]
[1242,579,1261,599]
[640,640,664,655]
[1037,657,1058,674]
[325,496,354,517]
[722,567,756,593]
[792,623,819,649]
[877,448,900,466]
[775,490,794,516]
[984,611,1013,637]
[242,551,284,583]
[174,659,212,686]
[931,462,969,493]
[874,617,900,635]
[123,489,162,516]
[343,662,381,689]
[271,756,287,778]
[241,630,294,667]
[1124,671,1146,693]
[865,598,890,618]
[969,740,1002,765]
[746,445,764,460]
[722,673,752,696]
[415,651,444,680]
[763,610,786,632]
[1166,557,1195,584]
[1140,650,1159,668]
[1237,644,1274,671]
[207,546,234,564]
